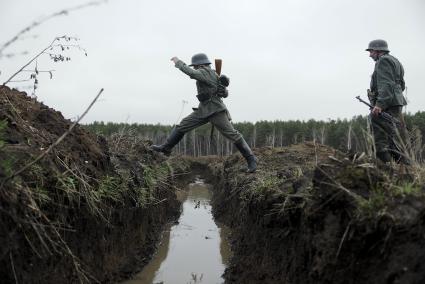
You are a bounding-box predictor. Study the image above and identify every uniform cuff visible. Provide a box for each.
[175,60,185,69]
[375,102,385,109]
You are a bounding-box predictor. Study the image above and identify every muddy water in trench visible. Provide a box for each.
[122,177,231,284]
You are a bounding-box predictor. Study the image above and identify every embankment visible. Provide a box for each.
[3,84,425,284]
[0,86,180,283]
[210,144,425,284]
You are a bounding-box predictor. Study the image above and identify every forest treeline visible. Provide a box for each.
[84,111,425,158]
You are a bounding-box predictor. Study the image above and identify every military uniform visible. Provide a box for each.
[174,59,242,142]
[367,41,407,162]
[152,53,257,172]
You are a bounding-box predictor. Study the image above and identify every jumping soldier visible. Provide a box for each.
[366,39,408,163]
[152,53,257,173]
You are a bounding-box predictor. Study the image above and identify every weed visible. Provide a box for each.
[254,175,281,193]
[238,174,282,205]
[1,158,14,178]
[356,186,388,218]
[356,180,424,219]
[392,182,422,198]
[97,175,123,202]
[143,166,156,191]
[0,119,6,149]
[0,120,14,178]
[33,186,52,205]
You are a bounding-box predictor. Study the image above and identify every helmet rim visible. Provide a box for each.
[366,39,390,52]
[189,53,211,66]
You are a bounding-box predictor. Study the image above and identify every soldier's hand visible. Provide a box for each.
[170,57,179,64]
[372,106,382,116]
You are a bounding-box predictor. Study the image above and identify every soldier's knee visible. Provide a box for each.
[220,131,241,143]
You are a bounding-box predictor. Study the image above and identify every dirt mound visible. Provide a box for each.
[0,85,112,180]
[0,86,179,283]
[211,143,425,284]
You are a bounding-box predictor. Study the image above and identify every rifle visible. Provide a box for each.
[209,59,223,140]
[215,59,222,75]
[355,96,400,125]
[356,95,407,163]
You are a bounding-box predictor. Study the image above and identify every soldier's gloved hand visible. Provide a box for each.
[170,57,179,64]
[371,106,382,116]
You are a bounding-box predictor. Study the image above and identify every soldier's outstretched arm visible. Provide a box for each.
[170,57,212,84]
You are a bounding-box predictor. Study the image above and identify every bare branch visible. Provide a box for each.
[0,0,108,57]
[3,37,58,85]
[3,36,82,85]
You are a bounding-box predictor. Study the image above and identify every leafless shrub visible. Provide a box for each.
[3,36,88,97]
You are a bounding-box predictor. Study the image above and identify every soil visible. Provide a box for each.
[0,86,180,283]
[2,84,425,284]
[209,144,425,284]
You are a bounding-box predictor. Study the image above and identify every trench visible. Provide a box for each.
[122,176,231,284]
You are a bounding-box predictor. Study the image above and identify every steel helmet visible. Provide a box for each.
[366,39,390,52]
[189,53,211,66]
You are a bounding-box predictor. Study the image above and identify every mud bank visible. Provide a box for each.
[0,86,179,283]
[210,144,425,284]
[3,84,425,284]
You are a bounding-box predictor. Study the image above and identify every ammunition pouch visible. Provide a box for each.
[216,74,230,98]
[197,74,230,101]
[216,85,228,98]
[219,75,230,87]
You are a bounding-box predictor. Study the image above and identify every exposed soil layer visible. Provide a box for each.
[210,144,425,284]
[3,84,425,284]
[0,86,180,283]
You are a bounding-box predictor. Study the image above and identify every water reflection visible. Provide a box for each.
[122,178,231,284]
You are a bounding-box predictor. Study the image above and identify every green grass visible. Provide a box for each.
[254,175,281,193]
[97,175,124,202]
[33,186,52,204]
[356,181,424,219]
[0,119,13,177]
[392,182,422,197]
[356,186,388,218]
[0,119,6,149]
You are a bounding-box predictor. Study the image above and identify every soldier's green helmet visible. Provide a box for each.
[366,39,390,52]
[189,53,211,66]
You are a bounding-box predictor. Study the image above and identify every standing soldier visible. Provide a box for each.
[366,39,407,163]
[152,53,257,173]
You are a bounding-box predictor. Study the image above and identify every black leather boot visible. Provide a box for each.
[151,128,184,156]
[234,138,257,173]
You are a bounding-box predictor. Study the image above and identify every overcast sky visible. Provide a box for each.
[0,0,424,124]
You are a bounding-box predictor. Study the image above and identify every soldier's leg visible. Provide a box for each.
[209,111,257,173]
[152,111,208,155]
[387,106,410,164]
[370,113,393,162]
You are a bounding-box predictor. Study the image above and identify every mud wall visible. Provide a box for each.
[0,86,180,283]
[2,188,179,283]
[209,145,425,284]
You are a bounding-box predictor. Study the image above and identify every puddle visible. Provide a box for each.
[122,177,231,284]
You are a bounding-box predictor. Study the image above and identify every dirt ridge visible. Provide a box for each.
[0,86,180,283]
[210,144,425,284]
